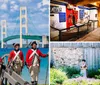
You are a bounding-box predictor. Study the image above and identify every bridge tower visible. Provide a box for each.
[1,20,7,48]
[42,35,48,48]
[20,6,28,48]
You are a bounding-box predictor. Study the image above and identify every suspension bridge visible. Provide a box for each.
[0,6,49,48]
[0,4,49,85]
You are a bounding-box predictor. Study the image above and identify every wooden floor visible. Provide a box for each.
[50,25,93,41]
[77,28,100,41]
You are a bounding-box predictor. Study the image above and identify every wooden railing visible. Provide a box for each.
[0,54,30,85]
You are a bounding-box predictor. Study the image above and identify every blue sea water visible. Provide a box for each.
[0,48,49,84]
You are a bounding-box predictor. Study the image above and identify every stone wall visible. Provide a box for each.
[51,43,100,70]
[52,48,83,67]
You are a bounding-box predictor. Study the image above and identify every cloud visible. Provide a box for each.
[10,1,16,4]
[29,12,48,24]
[43,14,48,18]
[42,0,49,6]
[18,0,32,3]
[37,0,49,8]
[7,22,19,32]
[28,24,49,35]
[37,0,49,12]
[8,16,19,23]
[0,14,8,19]
[10,5,19,12]
[0,0,8,3]
[40,8,47,12]
[19,0,27,2]
[37,2,42,8]
[4,0,8,3]
[0,0,4,2]
[0,0,49,44]
[10,3,19,12]
[10,1,19,12]
[13,5,19,10]
[0,3,7,10]
[0,0,49,38]
[37,24,48,29]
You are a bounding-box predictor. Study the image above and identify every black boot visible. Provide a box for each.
[31,81,38,85]
[9,83,12,85]
[35,81,38,85]
[31,81,35,85]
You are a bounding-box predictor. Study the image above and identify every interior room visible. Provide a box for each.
[50,0,100,41]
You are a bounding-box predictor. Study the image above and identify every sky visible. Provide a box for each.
[0,0,49,44]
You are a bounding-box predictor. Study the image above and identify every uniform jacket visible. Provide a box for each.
[26,49,47,67]
[8,50,24,64]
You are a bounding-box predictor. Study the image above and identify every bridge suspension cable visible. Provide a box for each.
[28,11,42,35]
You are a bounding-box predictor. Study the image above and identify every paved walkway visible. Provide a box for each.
[63,77,100,85]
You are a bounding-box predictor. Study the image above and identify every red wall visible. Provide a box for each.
[66,8,78,29]
[73,10,78,23]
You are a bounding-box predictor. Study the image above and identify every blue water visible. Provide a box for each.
[0,48,49,84]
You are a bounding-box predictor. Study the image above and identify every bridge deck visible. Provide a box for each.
[0,35,49,43]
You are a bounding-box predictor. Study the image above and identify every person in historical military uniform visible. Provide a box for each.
[0,58,6,85]
[8,43,24,75]
[80,59,87,78]
[26,41,48,85]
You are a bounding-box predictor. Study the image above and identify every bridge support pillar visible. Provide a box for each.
[20,7,28,48]
[42,35,48,48]
[1,20,7,48]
